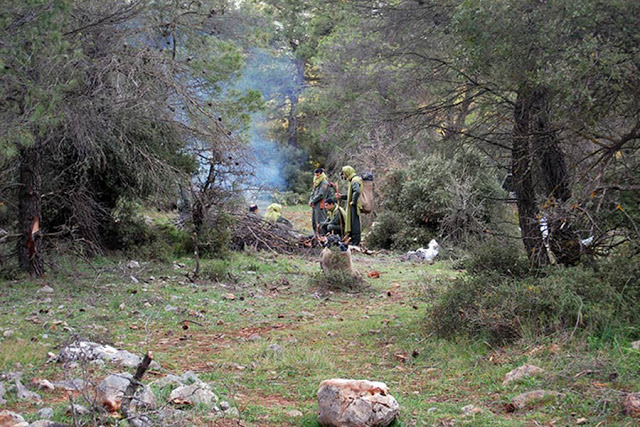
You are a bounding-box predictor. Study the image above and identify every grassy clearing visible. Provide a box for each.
[1,240,639,426]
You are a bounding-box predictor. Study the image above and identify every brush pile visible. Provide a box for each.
[232,213,305,253]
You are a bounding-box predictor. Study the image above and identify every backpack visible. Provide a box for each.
[359,172,374,214]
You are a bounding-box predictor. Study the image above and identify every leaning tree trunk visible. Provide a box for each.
[17,144,45,276]
[286,60,305,148]
[512,86,549,267]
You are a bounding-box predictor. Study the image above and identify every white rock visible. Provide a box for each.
[127,260,140,269]
[97,373,156,412]
[503,364,544,386]
[168,383,217,406]
[15,379,42,403]
[631,340,640,351]
[0,410,26,425]
[317,379,399,427]
[37,286,55,293]
[3,330,14,337]
[36,407,55,419]
[29,420,57,427]
[66,404,90,416]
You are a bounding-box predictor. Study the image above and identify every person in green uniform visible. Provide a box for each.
[336,165,362,246]
[309,168,330,236]
[320,197,346,237]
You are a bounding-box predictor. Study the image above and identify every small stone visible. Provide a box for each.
[220,401,231,411]
[576,418,588,425]
[286,409,303,417]
[461,404,482,415]
[0,411,26,426]
[224,293,236,300]
[37,285,55,293]
[267,344,283,356]
[247,334,262,341]
[3,330,14,337]
[317,379,399,427]
[66,404,90,415]
[31,378,55,391]
[510,390,563,411]
[631,340,640,351]
[624,392,640,418]
[15,379,42,402]
[36,407,55,419]
[168,383,217,406]
[130,275,139,284]
[119,302,126,310]
[127,260,140,269]
[427,407,437,413]
[42,334,48,339]
[503,364,545,386]
[223,407,240,418]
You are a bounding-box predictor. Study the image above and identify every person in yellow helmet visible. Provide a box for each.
[265,203,292,226]
[336,165,362,245]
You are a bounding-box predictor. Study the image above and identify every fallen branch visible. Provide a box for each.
[121,351,153,427]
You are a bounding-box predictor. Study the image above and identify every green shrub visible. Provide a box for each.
[429,255,640,344]
[197,211,235,259]
[464,239,531,278]
[367,149,507,250]
[199,259,231,282]
[310,270,365,293]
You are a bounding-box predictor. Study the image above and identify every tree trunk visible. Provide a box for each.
[530,87,571,202]
[512,86,549,267]
[17,144,45,276]
[287,60,305,148]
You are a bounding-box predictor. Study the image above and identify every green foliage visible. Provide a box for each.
[199,259,231,282]
[310,270,364,293]
[464,239,531,279]
[429,251,640,344]
[367,149,506,250]
[197,211,235,259]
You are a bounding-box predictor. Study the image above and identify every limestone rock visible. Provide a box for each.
[97,373,156,412]
[510,390,563,411]
[168,383,217,406]
[28,421,57,427]
[56,341,160,369]
[31,378,55,391]
[66,404,90,416]
[502,365,545,386]
[15,379,42,403]
[0,382,6,405]
[35,407,54,419]
[317,379,399,427]
[623,392,640,418]
[52,379,89,392]
[0,410,26,426]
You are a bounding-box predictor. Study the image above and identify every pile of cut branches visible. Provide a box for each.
[232,213,306,254]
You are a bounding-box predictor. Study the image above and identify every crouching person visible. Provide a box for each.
[320,198,346,238]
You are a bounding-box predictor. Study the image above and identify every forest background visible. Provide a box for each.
[1,0,640,425]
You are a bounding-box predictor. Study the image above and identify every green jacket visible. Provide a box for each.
[341,166,362,233]
[322,205,347,236]
[309,174,330,206]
